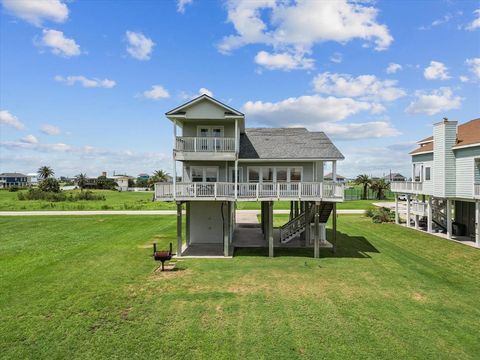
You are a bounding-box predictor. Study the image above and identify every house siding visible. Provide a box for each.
[455,146,480,198]
[182,120,235,137]
[433,121,457,197]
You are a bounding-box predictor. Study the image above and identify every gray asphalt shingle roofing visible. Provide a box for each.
[239,128,344,160]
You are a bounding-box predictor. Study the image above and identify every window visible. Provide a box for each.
[205,168,218,182]
[276,168,287,182]
[191,167,203,182]
[198,128,209,137]
[197,126,224,137]
[229,167,243,182]
[190,167,218,182]
[248,168,260,182]
[262,167,274,182]
[290,167,302,182]
[425,167,431,181]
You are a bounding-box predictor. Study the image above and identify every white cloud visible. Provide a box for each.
[126,31,155,60]
[20,134,38,144]
[459,75,469,83]
[465,9,480,31]
[423,61,450,80]
[198,87,213,97]
[254,50,314,71]
[0,110,25,130]
[41,124,61,135]
[39,29,81,57]
[466,57,480,80]
[329,52,343,64]
[386,63,402,74]
[54,75,116,88]
[2,0,68,26]
[312,72,406,102]
[142,85,170,100]
[405,87,462,115]
[242,94,399,140]
[177,0,193,13]
[219,0,393,58]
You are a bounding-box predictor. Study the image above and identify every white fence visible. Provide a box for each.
[175,137,236,152]
[155,182,344,201]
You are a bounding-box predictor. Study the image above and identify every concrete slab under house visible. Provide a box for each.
[154,94,345,258]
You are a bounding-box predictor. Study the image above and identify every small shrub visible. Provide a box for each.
[366,207,394,224]
[9,186,20,192]
[39,178,61,193]
[75,191,105,201]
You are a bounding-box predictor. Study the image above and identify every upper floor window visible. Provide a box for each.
[197,126,224,138]
[425,167,431,181]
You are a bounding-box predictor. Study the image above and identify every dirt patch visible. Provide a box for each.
[412,292,427,303]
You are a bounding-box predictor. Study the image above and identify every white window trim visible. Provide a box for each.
[246,166,303,183]
[196,125,224,138]
[190,166,219,182]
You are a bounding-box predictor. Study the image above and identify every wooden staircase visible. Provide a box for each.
[280,202,334,244]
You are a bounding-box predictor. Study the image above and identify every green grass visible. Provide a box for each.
[1,215,479,359]
[0,190,388,211]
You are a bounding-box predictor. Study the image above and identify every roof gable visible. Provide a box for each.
[166,94,243,117]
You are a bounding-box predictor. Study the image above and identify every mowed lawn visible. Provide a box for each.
[2,216,479,359]
[0,189,386,211]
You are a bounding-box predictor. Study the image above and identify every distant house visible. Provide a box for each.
[111,175,130,191]
[137,173,150,181]
[27,173,39,185]
[383,173,406,182]
[0,173,30,188]
[324,172,346,183]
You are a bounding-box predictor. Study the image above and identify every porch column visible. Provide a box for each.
[176,202,182,257]
[332,160,337,182]
[268,201,274,257]
[427,197,433,233]
[186,202,190,246]
[314,203,320,258]
[446,199,452,239]
[394,194,399,224]
[224,202,229,257]
[475,201,480,248]
[289,201,294,220]
[234,160,238,200]
[332,202,337,253]
[406,195,411,227]
[173,122,177,197]
[414,196,419,229]
[304,202,310,246]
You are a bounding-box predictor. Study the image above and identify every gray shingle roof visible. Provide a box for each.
[239,128,344,160]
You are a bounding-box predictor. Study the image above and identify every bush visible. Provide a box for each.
[18,189,105,202]
[75,190,105,201]
[8,186,21,192]
[366,207,394,224]
[39,178,61,193]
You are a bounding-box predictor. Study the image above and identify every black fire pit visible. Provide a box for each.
[153,242,174,271]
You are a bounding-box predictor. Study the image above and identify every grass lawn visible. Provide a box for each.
[1,215,479,359]
[0,190,388,211]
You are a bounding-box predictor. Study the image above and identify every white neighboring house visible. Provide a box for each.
[111,175,130,192]
[154,94,345,258]
[27,173,39,185]
[391,118,480,247]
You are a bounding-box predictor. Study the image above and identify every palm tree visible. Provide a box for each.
[38,166,54,180]
[355,174,371,200]
[152,169,169,182]
[370,179,390,200]
[75,173,87,191]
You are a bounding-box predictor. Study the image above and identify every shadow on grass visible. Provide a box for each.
[234,229,379,259]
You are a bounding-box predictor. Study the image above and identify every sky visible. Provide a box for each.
[0,0,479,178]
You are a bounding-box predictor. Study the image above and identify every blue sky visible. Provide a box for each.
[0,0,479,178]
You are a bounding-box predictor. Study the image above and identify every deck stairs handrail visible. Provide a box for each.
[280,212,306,244]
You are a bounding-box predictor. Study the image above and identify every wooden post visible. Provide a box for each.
[176,202,182,257]
[224,202,229,257]
[304,202,310,246]
[332,202,337,253]
[261,201,265,235]
[314,203,320,258]
[475,201,480,248]
[394,194,399,224]
[427,197,433,233]
[186,202,190,246]
[268,201,274,257]
[406,195,411,227]
[446,199,452,239]
[289,201,293,221]
[173,122,177,198]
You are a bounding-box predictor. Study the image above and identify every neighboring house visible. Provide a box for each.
[324,172,346,183]
[154,94,345,258]
[391,118,480,247]
[27,173,39,185]
[111,175,130,191]
[0,173,29,188]
[137,173,150,181]
[383,173,406,182]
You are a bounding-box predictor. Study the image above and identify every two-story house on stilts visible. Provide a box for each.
[155,95,345,257]
[391,118,480,247]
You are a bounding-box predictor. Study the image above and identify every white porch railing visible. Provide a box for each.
[155,182,344,201]
[175,137,236,152]
[391,181,423,193]
[475,183,480,198]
